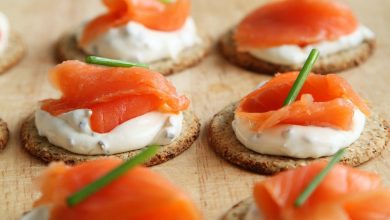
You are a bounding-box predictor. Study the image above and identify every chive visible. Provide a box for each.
[294,148,346,207]
[283,49,320,106]
[85,56,149,68]
[159,0,174,3]
[66,145,159,207]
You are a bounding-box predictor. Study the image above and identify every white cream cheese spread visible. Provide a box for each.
[0,12,9,55]
[21,205,50,220]
[244,203,264,220]
[248,25,375,65]
[35,109,183,155]
[232,107,365,158]
[77,18,201,63]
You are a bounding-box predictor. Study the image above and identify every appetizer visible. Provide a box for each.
[22,156,201,219]
[219,0,375,74]
[56,0,211,75]
[0,117,9,151]
[21,59,200,164]
[209,51,389,174]
[0,12,25,74]
[223,160,390,220]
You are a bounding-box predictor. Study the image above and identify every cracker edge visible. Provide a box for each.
[219,29,376,74]
[55,31,212,76]
[208,103,390,175]
[221,198,253,220]
[0,31,26,74]
[0,118,9,151]
[20,111,200,165]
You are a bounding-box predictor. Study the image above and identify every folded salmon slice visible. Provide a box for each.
[41,61,189,133]
[80,0,190,47]
[253,161,390,220]
[235,0,358,50]
[33,159,201,220]
[236,72,369,131]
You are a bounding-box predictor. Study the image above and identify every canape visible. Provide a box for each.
[0,12,25,74]
[21,59,200,164]
[222,160,390,220]
[208,69,389,174]
[56,0,211,75]
[219,0,375,74]
[22,157,201,220]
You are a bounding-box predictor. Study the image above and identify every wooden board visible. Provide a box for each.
[1,0,390,219]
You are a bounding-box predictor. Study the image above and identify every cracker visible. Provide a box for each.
[56,32,212,75]
[21,111,200,165]
[221,198,253,220]
[208,103,390,175]
[0,118,9,151]
[219,30,376,74]
[0,31,25,74]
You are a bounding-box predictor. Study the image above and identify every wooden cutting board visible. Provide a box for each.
[1,0,389,219]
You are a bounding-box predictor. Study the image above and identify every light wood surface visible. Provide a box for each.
[1,0,390,219]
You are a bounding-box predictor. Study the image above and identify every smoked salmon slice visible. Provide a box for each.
[80,0,190,47]
[235,0,358,50]
[33,158,202,220]
[41,61,189,133]
[236,72,369,131]
[253,161,390,220]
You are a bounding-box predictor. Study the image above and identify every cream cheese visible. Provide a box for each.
[232,107,366,158]
[35,109,183,155]
[21,205,50,220]
[248,25,375,65]
[0,12,9,55]
[77,18,201,63]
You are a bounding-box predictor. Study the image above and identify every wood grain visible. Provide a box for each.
[0,0,389,219]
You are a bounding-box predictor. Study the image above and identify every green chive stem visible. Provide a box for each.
[85,56,149,68]
[294,148,346,207]
[66,145,159,207]
[283,49,320,106]
[159,0,174,3]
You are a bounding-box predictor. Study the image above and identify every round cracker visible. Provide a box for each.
[21,111,200,165]
[0,118,9,151]
[221,198,253,220]
[219,30,376,74]
[56,32,212,76]
[0,31,25,74]
[208,103,390,175]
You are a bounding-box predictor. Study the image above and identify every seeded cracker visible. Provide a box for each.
[21,111,200,165]
[219,30,376,74]
[208,103,390,175]
[56,32,211,75]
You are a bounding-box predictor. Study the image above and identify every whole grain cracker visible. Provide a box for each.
[21,111,200,165]
[219,30,375,74]
[56,32,212,75]
[208,103,390,175]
